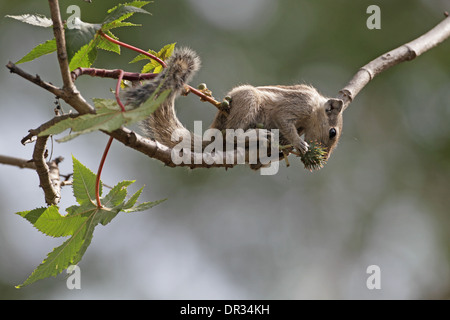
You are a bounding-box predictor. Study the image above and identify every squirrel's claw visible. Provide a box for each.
[296,140,309,155]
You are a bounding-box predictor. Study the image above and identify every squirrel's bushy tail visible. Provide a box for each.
[124,47,201,148]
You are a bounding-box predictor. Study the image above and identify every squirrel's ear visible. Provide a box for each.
[325,99,343,114]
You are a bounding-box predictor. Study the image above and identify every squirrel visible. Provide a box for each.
[124,47,344,166]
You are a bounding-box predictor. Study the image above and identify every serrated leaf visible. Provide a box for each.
[123,186,145,210]
[103,4,150,26]
[72,156,101,206]
[16,221,91,288]
[96,35,121,54]
[16,38,57,64]
[130,43,175,74]
[129,49,158,64]
[6,14,53,27]
[16,155,165,288]
[102,180,135,208]
[65,17,101,61]
[68,41,98,71]
[124,198,167,213]
[102,21,140,31]
[106,1,152,15]
[157,43,176,60]
[16,206,87,238]
[141,61,162,74]
[38,90,170,142]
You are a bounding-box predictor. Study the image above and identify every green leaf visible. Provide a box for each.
[130,43,175,74]
[96,37,120,54]
[106,1,152,15]
[16,206,87,238]
[38,90,170,142]
[124,198,167,213]
[95,30,121,54]
[102,180,134,209]
[123,186,145,210]
[16,219,91,288]
[65,17,101,61]
[141,61,162,74]
[15,38,57,64]
[72,156,101,206]
[121,186,167,213]
[103,3,151,26]
[107,0,152,12]
[102,21,140,31]
[129,49,157,64]
[16,156,165,288]
[68,40,99,71]
[156,43,176,60]
[6,14,53,27]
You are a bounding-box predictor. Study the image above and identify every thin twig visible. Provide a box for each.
[32,136,61,205]
[21,113,79,145]
[0,154,68,205]
[339,16,450,108]
[6,60,94,114]
[72,66,223,109]
[6,61,64,97]
[47,0,95,114]
[48,0,73,91]
[71,67,157,82]
[0,155,36,169]
[185,86,223,109]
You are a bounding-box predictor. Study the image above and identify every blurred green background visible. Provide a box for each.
[0,0,449,299]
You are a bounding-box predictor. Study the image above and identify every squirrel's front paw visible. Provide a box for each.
[296,140,309,154]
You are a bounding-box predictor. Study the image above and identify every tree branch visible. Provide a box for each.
[0,155,36,169]
[6,61,64,97]
[47,0,95,114]
[21,115,250,169]
[32,136,62,206]
[71,67,158,82]
[48,0,72,91]
[6,5,450,179]
[339,16,450,108]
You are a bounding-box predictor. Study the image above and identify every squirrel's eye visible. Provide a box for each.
[329,128,337,139]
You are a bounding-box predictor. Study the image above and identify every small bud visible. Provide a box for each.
[221,100,230,109]
[198,83,207,90]
[224,96,232,102]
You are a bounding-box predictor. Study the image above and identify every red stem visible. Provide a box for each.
[115,69,126,112]
[93,30,169,208]
[96,136,114,208]
[95,71,124,207]
[92,31,226,207]
[99,30,167,68]
[99,30,221,108]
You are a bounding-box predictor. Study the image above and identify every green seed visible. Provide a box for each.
[300,142,327,171]
[221,100,230,108]
[198,83,207,90]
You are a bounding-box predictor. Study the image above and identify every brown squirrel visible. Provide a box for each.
[124,47,344,165]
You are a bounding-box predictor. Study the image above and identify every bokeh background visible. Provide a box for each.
[0,0,449,299]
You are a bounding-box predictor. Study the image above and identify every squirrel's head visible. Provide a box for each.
[305,98,344,159]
